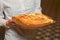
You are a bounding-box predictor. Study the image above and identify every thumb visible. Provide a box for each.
[6,19,13,24]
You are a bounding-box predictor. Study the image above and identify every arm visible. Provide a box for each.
[0,0,7,27]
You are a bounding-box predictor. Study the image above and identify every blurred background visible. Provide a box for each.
[0,0,60,40]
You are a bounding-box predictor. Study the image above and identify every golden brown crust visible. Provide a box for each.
[12,13,55,29]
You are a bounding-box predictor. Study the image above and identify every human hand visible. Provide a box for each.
[6,19,25,36]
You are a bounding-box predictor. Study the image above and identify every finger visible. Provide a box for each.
[9,22,16,26]
[7,19,14,23]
